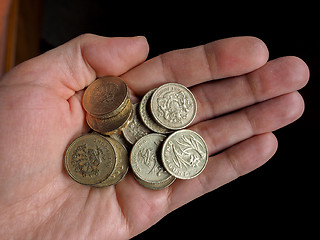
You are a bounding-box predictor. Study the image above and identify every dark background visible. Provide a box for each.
[41,1,318,238]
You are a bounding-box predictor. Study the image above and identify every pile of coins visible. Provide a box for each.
[64,76,208,190]
[82,76,133,135]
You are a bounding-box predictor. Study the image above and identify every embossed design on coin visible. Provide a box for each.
[82,76,128,117]
[130,134,172,183]
[64,134,116,185]
[123,103,151,144]
[93,136,129,188]
[150,83,197,130]
[71,143,103,177]
[100,81,117,103]
[139,148,163,176]
[139,88,172,134]
[161,129,208,179]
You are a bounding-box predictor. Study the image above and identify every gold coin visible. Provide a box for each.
[93,136,129,188]
[134,174,175,190]
[82,76,128,117]
[139,88,172,134]
[64,134,116,185]
[130,133,172,183]
[108,131,132,149]
[123,103,151,144]
[150,83,197,130]
[86,99,133,135]
[161,129,208,179]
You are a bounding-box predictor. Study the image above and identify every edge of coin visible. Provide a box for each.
[123,102,152,145]
[92,136,129,188]
[139,88,172,134]
[86,99,133,135]
[108,131,132,150]
[133,174,176,190]
[98,97,130,119]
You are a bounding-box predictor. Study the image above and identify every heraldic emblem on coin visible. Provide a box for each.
[71,143,103,177]
[156,91,191,124]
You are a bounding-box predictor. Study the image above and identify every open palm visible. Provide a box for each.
[0,34,309,239]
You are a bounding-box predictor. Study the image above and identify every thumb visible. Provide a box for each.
[2,34,149,99]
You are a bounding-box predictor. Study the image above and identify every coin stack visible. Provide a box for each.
[64,133,129,187]
[82,76,133,135]
[64,76,208,190]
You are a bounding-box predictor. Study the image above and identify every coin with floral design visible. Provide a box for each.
[161,129,208,179]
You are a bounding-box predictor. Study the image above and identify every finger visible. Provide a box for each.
[122,36,269,95]
[166,132,278,212]
[191,91,304,156]
[2,34,149,99]
[191,56,309,124]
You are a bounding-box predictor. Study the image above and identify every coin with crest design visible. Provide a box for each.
[161,129,208,179]
[150,83,197,130]
[130,133,172,183]
[64,134,116,185]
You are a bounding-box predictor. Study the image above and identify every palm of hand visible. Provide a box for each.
[0,35,308,239]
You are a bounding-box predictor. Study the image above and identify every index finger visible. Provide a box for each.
[122,36,268,96]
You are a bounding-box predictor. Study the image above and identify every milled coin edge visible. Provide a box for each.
[134,174,176,190]
[92,136,129,188]
[139,88,172,134]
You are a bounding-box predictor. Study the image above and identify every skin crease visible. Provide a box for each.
[0,34,309,239]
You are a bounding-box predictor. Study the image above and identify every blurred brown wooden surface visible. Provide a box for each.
[0,0,13,76]
[0,0,42,77]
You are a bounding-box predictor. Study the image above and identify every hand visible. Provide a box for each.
[0,34,309,239]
